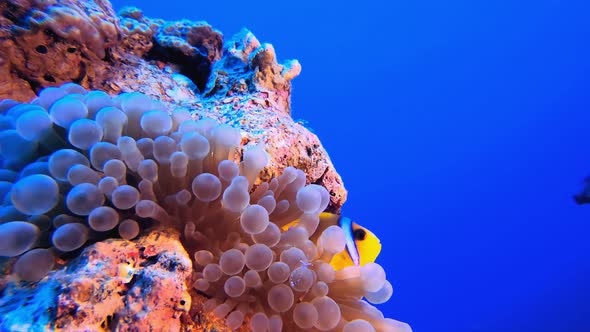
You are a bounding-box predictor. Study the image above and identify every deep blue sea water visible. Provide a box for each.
[112,1,590,331]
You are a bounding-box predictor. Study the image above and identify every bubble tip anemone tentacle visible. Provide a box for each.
[0,82,410,331]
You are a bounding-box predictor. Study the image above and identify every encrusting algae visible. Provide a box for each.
[0,0,411,330]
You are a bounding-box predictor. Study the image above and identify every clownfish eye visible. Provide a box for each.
[353,228,366,241]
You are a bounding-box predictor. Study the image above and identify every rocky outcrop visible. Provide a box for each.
[0,0,346,210]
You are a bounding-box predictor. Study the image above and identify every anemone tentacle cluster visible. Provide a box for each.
[0,83,410,331]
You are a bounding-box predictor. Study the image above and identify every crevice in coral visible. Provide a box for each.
[73,62,87,84]
[103,48,114,63]
[35,45,48,54]
[139,254,159,268]
[43,74,55,83]
[100,313,117,330]
[16,72,40,95]
[313,166,330,186]
[146,43,210,93]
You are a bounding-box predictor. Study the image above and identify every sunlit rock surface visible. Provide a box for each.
[1,230,194,331]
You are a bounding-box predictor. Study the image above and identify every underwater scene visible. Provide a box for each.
[0,0,589,331]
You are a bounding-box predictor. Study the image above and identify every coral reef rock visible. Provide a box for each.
[0,0,412,331]
[0,0,345,209]
[1,229,194,331]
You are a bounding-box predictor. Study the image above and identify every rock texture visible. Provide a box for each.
[0,229,199,331]
[0,0,346,211]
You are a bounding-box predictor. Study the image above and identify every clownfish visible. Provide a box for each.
[282,212,382,271]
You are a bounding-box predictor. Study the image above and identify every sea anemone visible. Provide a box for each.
[0,83,410,331]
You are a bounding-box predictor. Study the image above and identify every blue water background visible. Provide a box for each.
[112,1,590,331]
